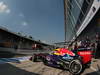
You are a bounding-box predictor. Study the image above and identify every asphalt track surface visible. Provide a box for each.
[0,59,100,75]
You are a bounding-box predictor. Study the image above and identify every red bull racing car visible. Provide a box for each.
[30,48,93,75]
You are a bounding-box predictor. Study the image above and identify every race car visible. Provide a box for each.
[43,48,93,75]
[30,48,92,75]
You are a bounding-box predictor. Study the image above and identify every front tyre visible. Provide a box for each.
[33,56,37,62]
[69,59,83,75]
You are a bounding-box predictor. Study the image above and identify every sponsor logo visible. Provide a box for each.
[79,52,91,55]
[46,56,51,61]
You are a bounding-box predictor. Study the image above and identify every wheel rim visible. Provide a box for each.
[70,60,82,74]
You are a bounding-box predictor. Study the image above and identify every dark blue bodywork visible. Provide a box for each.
[46,54,74,67]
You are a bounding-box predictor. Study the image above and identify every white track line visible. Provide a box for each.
[0,56,31,64]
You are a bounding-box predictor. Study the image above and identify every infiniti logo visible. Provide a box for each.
[79,52,91,55]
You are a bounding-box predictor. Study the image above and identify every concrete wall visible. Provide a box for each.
[0,29,36,52]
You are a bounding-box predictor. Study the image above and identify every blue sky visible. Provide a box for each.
[0,0,64,44]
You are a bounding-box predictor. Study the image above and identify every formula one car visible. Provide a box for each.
[30,48,92,75]
[43,48,93,75]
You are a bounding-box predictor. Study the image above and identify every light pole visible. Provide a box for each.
[64,0,67,43]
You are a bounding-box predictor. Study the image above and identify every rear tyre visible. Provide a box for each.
[69,59,83,75]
